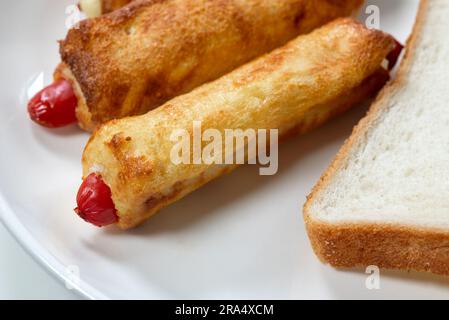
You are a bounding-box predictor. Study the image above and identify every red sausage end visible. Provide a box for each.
[387,39,404,70]
[75,173,118,227]
[28,79,78,128]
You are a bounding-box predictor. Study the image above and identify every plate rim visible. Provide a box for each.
[0,191,107,300]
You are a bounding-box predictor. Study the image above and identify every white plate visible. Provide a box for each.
[3,0,449,300]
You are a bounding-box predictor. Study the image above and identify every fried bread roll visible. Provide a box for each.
[76,18,398,229]
[80,0,132,17]
[59,0,363,131]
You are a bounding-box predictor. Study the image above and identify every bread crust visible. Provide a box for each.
[101,0,133,13]
[60,0,363,131]
[302,0,449,276]
[80,18,395,229]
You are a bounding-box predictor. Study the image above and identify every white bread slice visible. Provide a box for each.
[304,0,449,276]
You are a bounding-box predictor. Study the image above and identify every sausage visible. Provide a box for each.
[27,80,77,128]
[75,173,118,227]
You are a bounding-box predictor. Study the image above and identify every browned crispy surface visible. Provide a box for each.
[302,0,449,276]
[101,0,133,13]
[60,0,363,131]
[81,18,395,229]
[304,219,449,276]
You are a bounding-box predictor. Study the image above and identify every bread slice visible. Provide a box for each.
[304,0,449,276]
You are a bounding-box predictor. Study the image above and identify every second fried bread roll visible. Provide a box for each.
[60,0,363,131]
[76,18,398,229]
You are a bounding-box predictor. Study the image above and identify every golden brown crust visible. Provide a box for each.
[54,62,94,131]
[304,219,449,275]
[101,0,133,13]
[60,0,363,131]
[81,18,395,229]
[282,68,390,140]
[302,0,449,275]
